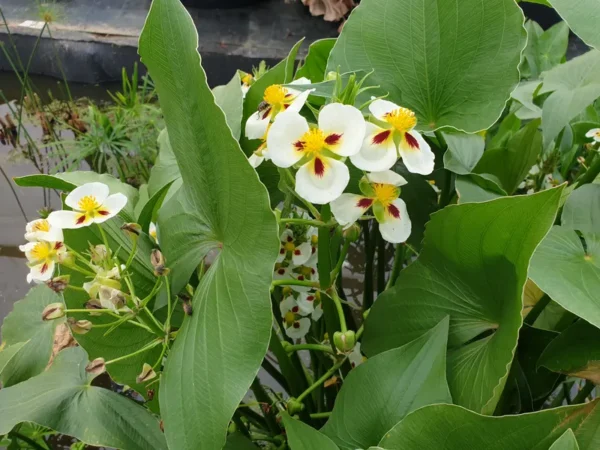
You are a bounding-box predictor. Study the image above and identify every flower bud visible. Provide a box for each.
[286,397,304,415]
[68,317,92,334]
[121,222,141,239]
[343,223,361,242]
[333,330,356,353]
[37,206,53,219]
[151,249,170,277]
[577,156,586,165]
[42,302,65,321]
[182,298,193,316]
[85,357,106,376]
[136,363,157,384]
[90,244,108,264]
[85,299,103,316]
[46,275,70,293]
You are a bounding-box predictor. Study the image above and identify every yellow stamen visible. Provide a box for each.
[373,183,399,206]
[284,241,296,252]
[300,266,313,277]
[33,219,50,232]
[385,108,417,133]
[299,128,326,155]
[310,235,318,245]
[284,311,295,326]
[31,241,52,261]
[241,73,253,85]
[78,195,101,213]
[263,85,288,106]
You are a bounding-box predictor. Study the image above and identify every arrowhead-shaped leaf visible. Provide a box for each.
[282,413,339,450]
[321,318,451,450]
[363,188,563,414]
[550,430,580,450]
[379,401,600,449]
[139,1,279,449]
[0,347,167,450]
[327,0,526,132]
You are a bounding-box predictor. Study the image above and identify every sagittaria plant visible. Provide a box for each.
[2,0,600,448]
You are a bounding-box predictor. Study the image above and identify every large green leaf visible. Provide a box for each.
[550,430,580,450]
[549,0,600,50]
[282,413,339,450]
[147,128,182,199]
[0,285,64,386]
[139,2,279,449]
[455,176,504,203]
[213,72,245,140]
[474,119,543,194]
[379,401,600,449]
[0,347,167,450]
[530,227,600,329]
[295,38,336,83]
[538,320,600,383]
[522,21,569,80]
[443,132,485,175]
[0,342,28,376]
[327,0,526,132]
[539,50,600,147]
[321,318,451,450]
[561,184,600,233]
[363,187,563,414]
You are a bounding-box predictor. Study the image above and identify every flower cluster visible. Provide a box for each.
[246,81,434,243]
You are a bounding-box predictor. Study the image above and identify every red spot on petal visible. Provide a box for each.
[287,236,294,242]
[298,275,305,281]
[293,322,300,329]
[325,133,342,145]
[284,104,291,110]
[307,296,314,301]
[277,269,286,275]
[357,198,374,209]
[311,247,316,254]
[372,130,391,145]
[54,242,63,250]
[280,248,285,254]
[294,249,301,255]
[292,306,299,313]
[387,203,401,219]
[311,268,316,275]
[285,93,293,98]
[405,132,419,149]
[41,263,48,274]
[76,215,87,225]
[294,141,305,151]
[262,108,272,120]
[314,158,325,177]
[97,210,109,216]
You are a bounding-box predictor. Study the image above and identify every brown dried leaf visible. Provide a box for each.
[302,0,356,22]
[46,323,77,369]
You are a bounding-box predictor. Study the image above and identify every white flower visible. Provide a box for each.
[280,296,311,339]
[290,261,319,293]
[277,228,313,266]
[149,222,159,244]
[83,265,122,298]
[311,302,323,321]
[273,265,290,280]
[245,78,312,140]
[586,128,600,143]
[98,286,126,311]
[19,240,67,283]
[24,218,63,242]
[349,342,366,368]
[296,291,317,315]
[351,100,434,175]
[268,103,366,204]
[330,170,411,243]
[48,182,127,229]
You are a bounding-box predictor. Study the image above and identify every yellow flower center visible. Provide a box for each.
[33,219,50,232]
[311,235,318,245]
[241,73,253,85]
[284,241,296,252]
[31,241,52,261]
[300,128,326,155]
[385,108,417,133]
[78,195,101,213]
[263,85,288,106]
[300,266,313,277]
[595,131,600,138]
[373,183,399,206]
[284,311,295,326]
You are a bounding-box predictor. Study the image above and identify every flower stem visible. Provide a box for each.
[285,343,334,355]
[271,279,319,288]
[296,356,347,404]
[330,237,351,282]
[310,412,332,419]
[283,168,321,218]
[66,308,117,314]
[279,217,330,227]
[165,275,173,333]
[362,221,375,310]
[96,223,110,254]
[105,339,162,366]
[125,237,138,269]
[385,243,405,290]
[376,234,386,295]
[329,288,347,333]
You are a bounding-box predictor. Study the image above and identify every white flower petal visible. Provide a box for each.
[24,219,64,242]
[65,182,109,210]
[378,198,412,243]
[273,266,290,280]
[369,99,400,121]
[48,210,89,229]
[367,170,407,187]
[318,103,366,157]
[267,111,310,168]
[27,260,55,283]
[349,342,365,368]
[93,193,128,223]
[286,88,313,114]
[295,157,349,205]
[280,296,297,316]
[330,193,371,226]
[297,292,316,315]
[280,228,294,242]
[311,303,323,321]
[245,111,270,140]
[292,241,312,266]
[585,128,600,138]
[399,130,435,175]
[290,77,311,86]
[350,122,398,172]
[249,153,264,168]
[285,317,311,339]
[149,222,159,244]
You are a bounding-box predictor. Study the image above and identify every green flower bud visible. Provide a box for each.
[343,223,361,242]
[333,330,356,353]
[286,397,304,415]
[68,317,92,335]
[46,275,70,293]
[121,222,141,239]
[42,302,65,321]
[85,357,106,376]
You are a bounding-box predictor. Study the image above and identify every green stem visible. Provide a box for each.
[271,279,319,288]
[66,308,118,314]
[329,289,347,333]
[376,233,386,295]
[125,238,138,269]
[524,294,551,326]
[362,221,375,310]
[279,218,329,227]
[296,357,347,404]
[8,432,47,450]
[330,237,351,282]
[152,341,168,370]
[318,205,332,288]
[165,275,173,333]
[96,224,110,253]
[105,339,162,365]
[572,381,595,404]
[310,412,332,419]
[285,344,335,355]
[385,244,405,290]
[137,277,162,309]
